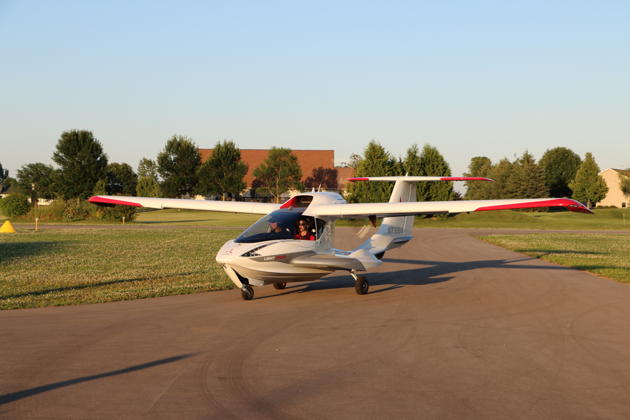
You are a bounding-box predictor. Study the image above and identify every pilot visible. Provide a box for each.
[295,219,315,241]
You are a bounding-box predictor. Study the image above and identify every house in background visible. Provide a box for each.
[597,168,630,208]
[198,148,354,197]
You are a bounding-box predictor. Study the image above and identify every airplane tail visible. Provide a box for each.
[354,178,417,259]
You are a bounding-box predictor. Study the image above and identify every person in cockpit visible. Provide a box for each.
[295,218,315,240]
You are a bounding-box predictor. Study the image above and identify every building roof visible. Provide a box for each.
[199,149,335,187]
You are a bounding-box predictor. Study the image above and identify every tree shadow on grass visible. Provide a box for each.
[0,271,209,301]
[0,353,196,406]
[514,249,607,257]
[0,241,69,265]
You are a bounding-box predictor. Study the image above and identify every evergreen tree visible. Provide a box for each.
[138,158,159,178]
[252,147,302,202]
[506,151,548,199]
[157,135,201,197]
[464,156,493,199]
[196,141,248,200]
[570,152,608,207]
[105,163,137,195]
[416,144,453,201]
[16,163,57,204]
[486,159,514,199]
[52,130,108,199]
[402,144,422,175]
[539,147,582,197]
[346,141,398,203]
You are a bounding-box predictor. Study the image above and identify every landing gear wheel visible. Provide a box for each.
[354,276,369,295]
[241,285,254,300]
[273,281,287,290]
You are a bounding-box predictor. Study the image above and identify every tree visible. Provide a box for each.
[486,158,514,199]
[196,141,248,200]
[539,147,582,197]
[346,141,398,203]
[105,163,137,196]
[157,135,201,197]
[505,151,548,199]
[464,156,493,200]
[402,144,422,176]
[304,167,338,190]
[136,158,161,197]
[0,162,8,193]
[416,144,453,201]
[16,163,57,205]
[253,147,302,202]
[570,153,608,208]
[52,130,108,199]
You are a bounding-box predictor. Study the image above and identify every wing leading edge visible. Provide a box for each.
[88,195,281,214]
[307,197,592,218]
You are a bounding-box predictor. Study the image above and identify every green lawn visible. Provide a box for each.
[0,229,238,309]
[481,233,630,283]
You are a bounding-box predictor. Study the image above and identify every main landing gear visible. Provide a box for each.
[273,281,287,290]
[351,272,369,295]
[241,284,254,300]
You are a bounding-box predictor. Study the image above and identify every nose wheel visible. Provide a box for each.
[241,285,254,300]
[273,281,287,290]
[351,272,369,295]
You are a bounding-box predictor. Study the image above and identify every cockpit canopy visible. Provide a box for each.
[235,209,325,243]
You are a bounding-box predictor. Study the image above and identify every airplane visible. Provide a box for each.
[89,176,591,300]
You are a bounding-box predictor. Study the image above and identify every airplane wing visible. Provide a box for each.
[306,197,592,217]
[88,195,281,214]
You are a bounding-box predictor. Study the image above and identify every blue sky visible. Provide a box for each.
[1,0,628,182]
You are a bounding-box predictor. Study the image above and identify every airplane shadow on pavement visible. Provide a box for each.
[256,255,578,300]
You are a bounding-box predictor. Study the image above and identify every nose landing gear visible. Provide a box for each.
[241,284,254,300]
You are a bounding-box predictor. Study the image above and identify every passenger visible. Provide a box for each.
[295,219,315,241]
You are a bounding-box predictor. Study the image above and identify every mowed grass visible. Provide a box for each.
[0,228,239,310]
[131,208,630,230]
[481,233,630,283]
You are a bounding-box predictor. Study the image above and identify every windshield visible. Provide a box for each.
[235,210,303,243]
[235,209,326,243]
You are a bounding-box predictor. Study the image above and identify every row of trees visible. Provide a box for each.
[0,131,307,206]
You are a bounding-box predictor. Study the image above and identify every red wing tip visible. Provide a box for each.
[475,198,592,213]
[88,196,143,207]
[347,177,369,182]
[440,177,494,182]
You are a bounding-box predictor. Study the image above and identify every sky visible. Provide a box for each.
[1,0,628,185]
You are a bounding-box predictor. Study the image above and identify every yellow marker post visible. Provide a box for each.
[0,220,16,233]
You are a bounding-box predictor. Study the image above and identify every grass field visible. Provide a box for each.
[136,207,630,231]
[481,233,630,283]
[0,229,237,310]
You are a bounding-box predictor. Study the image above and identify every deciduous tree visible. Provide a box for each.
[157,135,200,197]
[304,167,338,190]
[570,153,608,208]
[539,147,582,197]
[0,162,8,193]
[253,147,302,202]
[16,163,57,205]
[52,130,108,199]
[196,141,248,200]
[136,158,161,197]
[105,163,137,196]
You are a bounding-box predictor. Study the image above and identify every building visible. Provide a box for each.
[198,148,354,194]
[598,168,630,208]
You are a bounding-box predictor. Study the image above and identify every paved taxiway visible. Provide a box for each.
[1,228,630,419]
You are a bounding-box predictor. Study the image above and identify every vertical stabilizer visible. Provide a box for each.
[356,179,416,257]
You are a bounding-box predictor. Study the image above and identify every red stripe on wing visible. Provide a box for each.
[88,196,144,207]
[440,177,494,182]
[475,198,592,214]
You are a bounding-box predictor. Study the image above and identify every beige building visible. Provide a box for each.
[597,168,630,208]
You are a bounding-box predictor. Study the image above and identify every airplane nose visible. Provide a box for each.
[216,240,237,264]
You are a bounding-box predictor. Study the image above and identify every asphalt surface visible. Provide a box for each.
[1,228,630,419]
